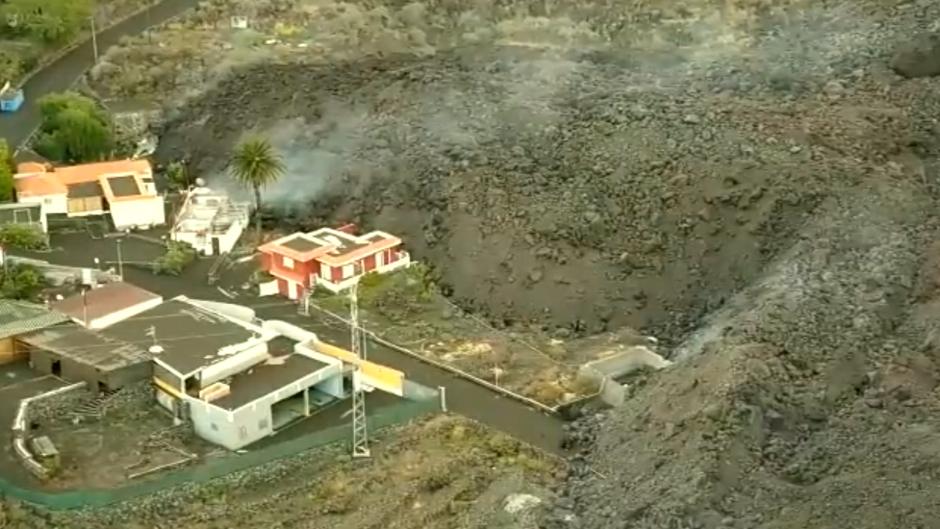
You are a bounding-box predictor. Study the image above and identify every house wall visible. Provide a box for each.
[29,349,101,389]
[216,219,244,255]
[314,375,344,398]
[188,398,242,448]
[267,252,317,287]
[83,296,164,329]
[100,361,151,391]
[38,206,48,233]
[18,194,67,216]
[153,361,183,393]
[0,337,25,365]
[110,196,165,230]
[314,253,411,294]
[67,197,105,216]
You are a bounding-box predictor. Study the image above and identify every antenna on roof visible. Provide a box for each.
[146,325,158,348]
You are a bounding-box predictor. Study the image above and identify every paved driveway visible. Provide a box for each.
[0,0,200,148]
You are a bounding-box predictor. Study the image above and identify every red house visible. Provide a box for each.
[258,225,411,300]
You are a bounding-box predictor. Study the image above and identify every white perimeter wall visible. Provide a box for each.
[110,196,165,230]
[172,219,243,256]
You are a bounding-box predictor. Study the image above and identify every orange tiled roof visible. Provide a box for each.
[14,174,67,196]
[14,159,153,198]
[16,162,49,174]
[47,160,152,185]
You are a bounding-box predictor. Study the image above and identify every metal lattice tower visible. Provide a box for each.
[349,282,370,458]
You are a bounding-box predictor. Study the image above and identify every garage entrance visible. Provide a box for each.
[271,390,306,430]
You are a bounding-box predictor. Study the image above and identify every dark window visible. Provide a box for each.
[51,359,61,377]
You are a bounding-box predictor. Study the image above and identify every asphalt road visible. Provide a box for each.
[15,233,568,455]
[0,0,201,148]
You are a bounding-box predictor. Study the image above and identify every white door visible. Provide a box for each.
[288,281,299,300]
[258,279,279,297]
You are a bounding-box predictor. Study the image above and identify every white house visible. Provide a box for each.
[170,187,250,256]
[14,160,165,231]
[149,299,406,450]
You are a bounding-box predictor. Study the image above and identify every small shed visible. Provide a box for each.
[30,436,60,474]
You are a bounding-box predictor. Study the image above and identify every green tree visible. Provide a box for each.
[0,0,93,43]
[165,161,193,190]
[0,139,13,202]
[34,92,113,163]
[229,137,285,243]
[0,263,46,301]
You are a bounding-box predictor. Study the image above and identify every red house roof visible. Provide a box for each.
[259,227,402,267]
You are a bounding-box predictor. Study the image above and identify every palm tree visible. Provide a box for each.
[229,137,285,244]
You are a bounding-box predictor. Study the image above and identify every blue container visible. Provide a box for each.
[0,89,24,113]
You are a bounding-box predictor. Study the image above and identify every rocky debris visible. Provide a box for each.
[140,0,940,526]
[891,32,940,78]
[154,0,940,345]
[543,179,940,529]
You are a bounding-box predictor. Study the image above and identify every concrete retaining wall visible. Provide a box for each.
[12,382,87,479]
[598,377,627,407]
[577,346,673,385]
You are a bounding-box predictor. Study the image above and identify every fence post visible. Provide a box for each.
[439,385,447,412]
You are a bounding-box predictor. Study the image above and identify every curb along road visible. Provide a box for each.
[0,0,201,149]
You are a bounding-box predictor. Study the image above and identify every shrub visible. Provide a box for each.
[0,223,47,250]
[358,263,437,320]
[153,241,196,276]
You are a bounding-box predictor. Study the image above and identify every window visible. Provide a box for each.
[283,255,294,269]
[258,418,269,430]
[238,426,248,440]
[210,423,219,431]
[43,198,52,205]
[342,264,354,279]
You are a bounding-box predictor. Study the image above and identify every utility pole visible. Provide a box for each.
[115,238,124,279]
[349,281,370,458]
[90,15,99,64]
